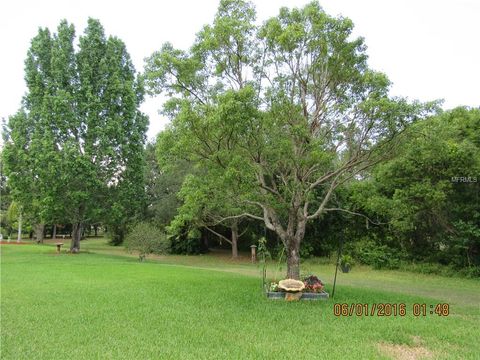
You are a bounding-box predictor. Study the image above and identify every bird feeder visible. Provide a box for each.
[250,245,257,263]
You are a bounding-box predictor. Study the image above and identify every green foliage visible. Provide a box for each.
[164,193,208,255]
[447,221,480,267]
[257,237,271,262]
[311,108,480,273]
[340,254,353,268]
[144,143,190,228]
[5,202,20,231]
[299,241,314,259]
[169,229,208,255]
[366,108,480,269]
[145,0,429,278]
[2,19,147,249]
[124,222,169,260]
[349,239,402,269]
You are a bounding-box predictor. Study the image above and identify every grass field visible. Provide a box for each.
[1,239,479,359]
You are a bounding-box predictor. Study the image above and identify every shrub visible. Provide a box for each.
[124,222,169,261]
[398,262,480,278]
[300,242,314,259]
[459,266,480,278]
[108,223,127,246]
[351,239,404,269]
[169,233,208,255]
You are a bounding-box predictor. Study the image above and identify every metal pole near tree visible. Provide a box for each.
[332,233,344,298]
[258,237,267,294]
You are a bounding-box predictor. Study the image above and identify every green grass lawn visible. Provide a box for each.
[1,240,479,359]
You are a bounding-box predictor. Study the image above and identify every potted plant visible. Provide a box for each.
[340,255,353,273]
[301,275,329,300]
[266,282,285,299]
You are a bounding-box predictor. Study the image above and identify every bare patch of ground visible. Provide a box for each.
[377,337,434,360]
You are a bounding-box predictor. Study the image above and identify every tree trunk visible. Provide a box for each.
[52,224,57,239]
[17,213,22,243]
[231,220,238,258]
[70,222,83,253]
[286,237,301,279]
[202,230,209,250]
[94,225,98,237]
[34,224,45,243]
[263,200,307,280]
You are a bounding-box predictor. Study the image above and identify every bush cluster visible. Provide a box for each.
[350,239,405,270]
[124,222,170,260]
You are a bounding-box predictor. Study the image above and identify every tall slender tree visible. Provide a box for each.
[3,19,147,251]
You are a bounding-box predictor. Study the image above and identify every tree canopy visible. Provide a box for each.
[145,0,433,278]
[2,19,147,250]
[363,108,480,268]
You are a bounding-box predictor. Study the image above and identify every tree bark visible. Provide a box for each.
[70,222,83,252]
[231,219,238,258]
[34,224,45,243]
[286,237,301,279]
[52,224,57,239]
[17,213,22,243]
[263,200,306,280]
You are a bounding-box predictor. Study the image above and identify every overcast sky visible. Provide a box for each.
[1,0,479,141]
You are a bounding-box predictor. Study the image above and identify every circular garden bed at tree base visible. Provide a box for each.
[266,291,329,300]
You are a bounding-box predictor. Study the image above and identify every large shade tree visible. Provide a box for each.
[3,19,147,251]
[146,0,432,278]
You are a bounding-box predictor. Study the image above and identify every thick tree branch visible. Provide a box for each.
[170,72,206,105]
[213,212,263,223]
[205,226,232,245]
[306,174,341,220]
[323,208,387,225]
